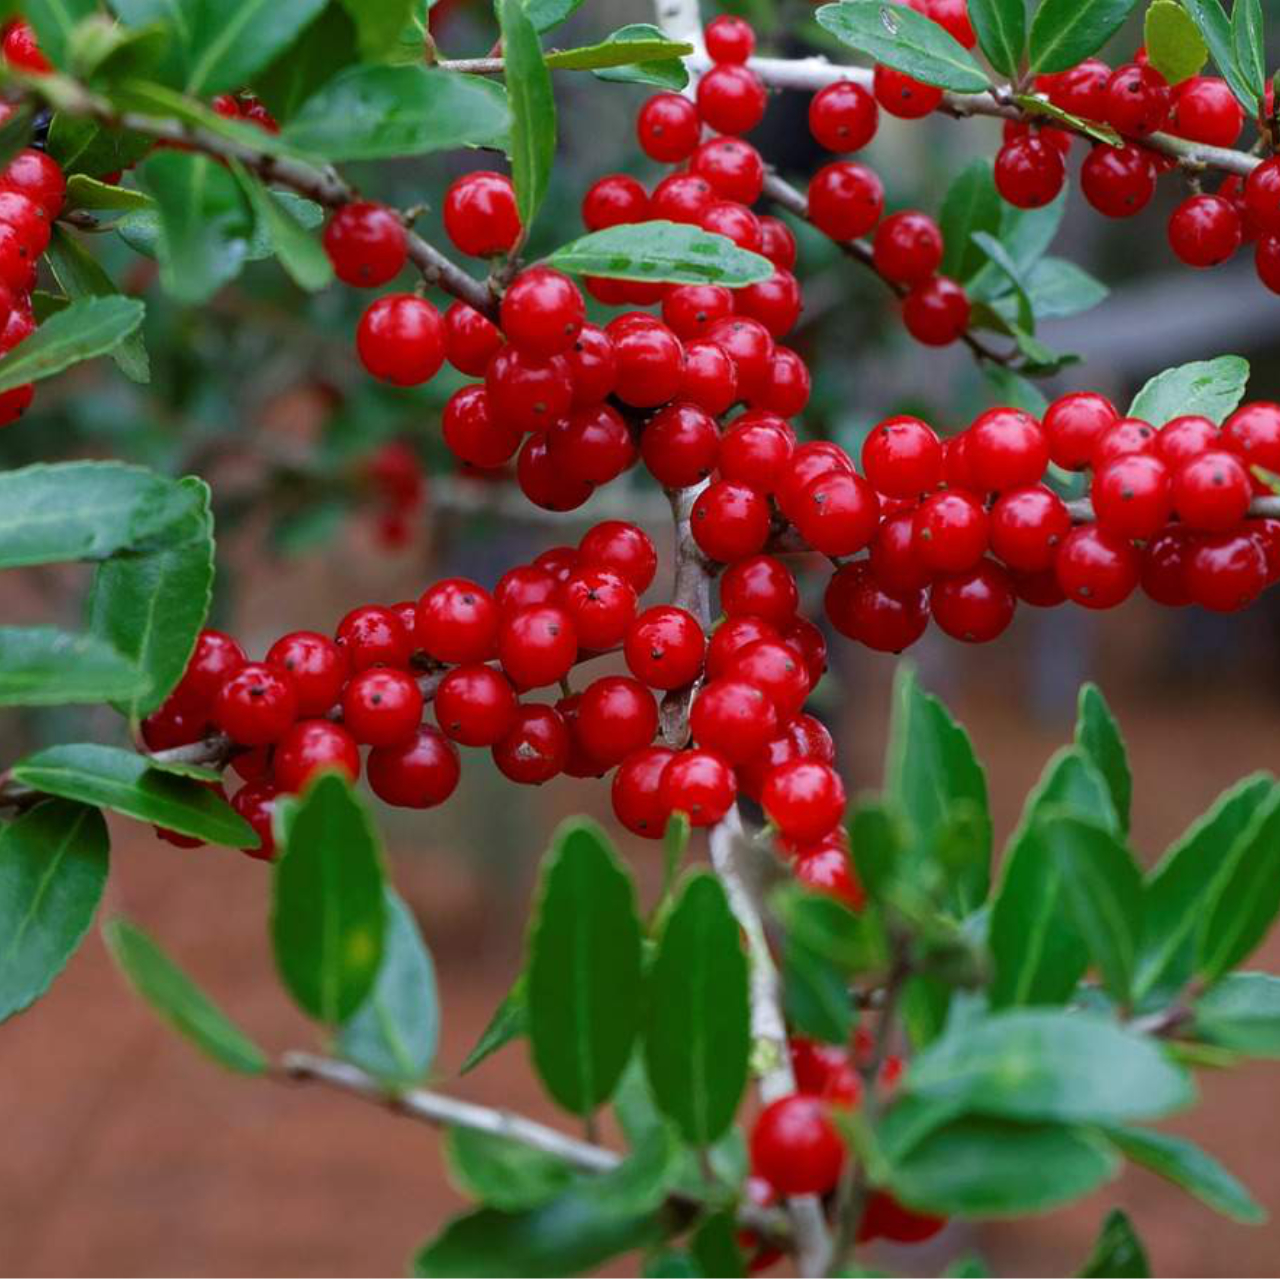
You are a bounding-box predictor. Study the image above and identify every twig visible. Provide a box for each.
[1066,494,1280,523]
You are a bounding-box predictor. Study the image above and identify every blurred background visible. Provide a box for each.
[3,0,1280,1274]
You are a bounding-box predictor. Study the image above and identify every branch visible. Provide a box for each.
[1066,494,1280,522]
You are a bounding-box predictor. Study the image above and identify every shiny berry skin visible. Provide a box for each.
[547,405,635,487]
[720,555,799,627]
[869,509,931,593]
[582,174,649,230]
[705,316,774,397]
[485,347,574,433]
[274,720,361,792]
[660,749,737,826]
[498,605,578,689]
[759,216,798,269]
[706,617,780,680]
[1,149,64,219]
[701,199,763,252]
[444,303,504,377]
[691,137,765,204]
[1045,391,1119,470]
[323,202,406,287]
[762,759,845,842]
[931,559,1017,643]
[793,470,881,557]
[356,294,445,386]
[969,407,1049,491]
[728,638,811,719]
[692,479,772,563]
[1106,63,1171,136]
[500,267,584,358]
[1055,525,1141,609]
[1092,453,1173,539]
[442,385,521,469]
[341,668,423,747]
[536,546,579,583]
[2,20,50,73]
[333,604,412,672]
[518,433,595,514]
[1169,194,1241,267]
[561,567,638,650]
[913,490,989,573]
[1172,76,1243,147]
[443,171,521,257]
[1081,143,1156,218]
[989,485,1071,572]
[994,135,1066,208]
[736,268,802,338]
[902,275,970,345]
[1141,526,1195,606]
[662,284,735,340]
[705,13,755,62]
[756,346,812,417]
[607,318,685,408]
[232,781,280,860]
[784,617,828,685]
[368,727,460,808]
[1003,117,1073,157]
[213,663,298,745]
[575,676,658,765]
[578,521,658,594]
[696,63,767,135]
[795,842,866,911]
[141,700,208,751]
[563,325,615,407]
[1186,531,1269,612]
[1242,158,1280,238]
[1223,401,1280,486]
[487,704,565,785]
[750,1095,845,1196]
[433,665,518,746]
[1256,235,1280,294]
[1171,449,1252,531]
[625,605,706,690]
[641,401,720,487]
[777,441,855,522]
[416,579,499,664]
[928,0,976,46]
[172,628,247,711]
[612,745,678,838]
[265,631,347,717]
[1156,414,1220,469]
[872,212,944,285]
[860,1192,946,1245]
[1048,58,1110,118]
[650,173,715,225]
[807,161,884,241]
[874,63,942,118]
[825,562,930,652]
[809,79,878,152]
[690,678,778,764]
[862,415,943,496]
[637,92,701,162]
[1094,417,1157,466]
[680,340,739,414]
[719,415,794,494]
[495,565,560,617]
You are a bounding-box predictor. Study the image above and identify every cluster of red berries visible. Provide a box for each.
[1,18,49,75]
[211,90,280,134]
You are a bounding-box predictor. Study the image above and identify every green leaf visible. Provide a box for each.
[88,475,214,719]
[1014,92,1123,144]
[691,1211,747,1278]
[939,159,1003,283]
[230,163,333,291]
[1144,0,1208,85]
[282,65,510,160]
[24,0,97,68]
[524,0,584,34]
[815,1,990,91]
[889,1116,1119,1217]
[1195,972,1280,1057]
[983,364,1049,416]
[1136,774,1274,1001]
[256,2,358,123]
[989,748,1116,1008]
[10,744,256,847]
[445,1126,577,1211]
[0,294,145,394]
[645,872,749,1145]
[546,35,692,70]
[502,0,555,235]
[1127,355,1249,427]
[660,810,691,907]
[1078,1209,1150,1277]
[1025,256,1109,320]
[905,1008,1194,1123]
[46,112,154,179]
[337,888,438,1087]
[0,461,198,569]
[46,226,149,382]
[848,799,902,900]
[460,976,526,1073]
[783,931,855,1043]
[272,773,386,1024]
[0,626,147,707]
[1074,683,1131,834]
[1196,785,1280,982]
[773,884,885,973]
[885,664,990,915]
[69,14,170,84]
[967,0,1026,78]
[184,0,328,95]
[594,23,690,89]
[547,221,773,287]
[1230,0,1265,106]
[526,818,643,1116]
[1106,1126,1266,1223]
[338,0,417,58]
[1180,0,1258,110]
[136,150,253,304]
[1028,0,1141,75]
[0,800,108,1023]
[103,916,268,1074]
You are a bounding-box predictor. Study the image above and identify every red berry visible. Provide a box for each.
[575,675,658,765]
[434,665,518,746]
[927,0,976,47]
[1092,453,1172,539]
[1055,525,1141,609]
[3,20,51,73]
[173,629,247,712]
[968,407,1049,491]
[495,565,560,617]
[213,663,298,745]
[777,441,855,522]
[931,558,1017,643]
[720,555,799,627]
[913,489,989,573]
[612,745,678,837]
[1048,58,1110,118]
[1243,157,1280,236]
[692,479,772,562]
[500,267,585,359]
[902,275,970,345]
[1223,400,1280,486]
[989,485,1071,571]
[518,433,595,513]
[660,749,737,826]
[232,781,280,860]
[707,616,780,680]
[1172,76,1243,147]
[691,678,778,764]
[1081,143,1156,218]
[1185,531,1269,611]
[762,759,845,842]
[1171,449,1253,531]
[489,704,567,784]
[735,268,802,338]
[442,385,521,469]
[719,414,794,494]
[759,216,798,269]
[1106,62,1171,136]
[1256,234,1280,293]
[625,605,706,689]
[342,668,423,746]
[873,64,942,118]
[869,508,932,593]
[696,63,767,135]
[691,137,765,204]
[637,92,701,162]
[368,727,460,807]
[650,173,715,225]
[498,605,578,689]
[807,161,884,241]
[357,294,445,386]
[578,521,658,594]
[1156,413,1220,469]
[1141,525,1195,606]
[860,1191,946,1245]
[1045,392,1119,470]
[793,470,881,557]
[274,720,361,792]
[705,316,774,398]
[662,284,736,341]
[680,339,739,414]
[701,199,763,252]
[561,567,638,650]
[795,841,866,911]
[324,202,406,287]
[641,400,720,487]
[862,414,943,496]
[265,631,347,717]
[705,13,756,63]
[728,638,811,719]
[871,211,944,285]
[1169,194,1241,267]
[548,404,636,487]
[1,149,63,219]
[582,174,649,230]
[809,80,879,152]
[417,579,499,664]
[443,171,521,257]
[994,135,1066,208]
[1094,417,1157,466]
[825,561,930,652]
[607,317,685,408]
[750,1095,845,1196]
[485,346,574,433]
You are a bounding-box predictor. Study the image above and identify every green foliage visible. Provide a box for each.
[1195,973,1280,1056]
[460,977,527,1073]
[590,24,691,89]
[501,0,555,236]
[0,626,148,707]
[1127,355,1250,427]
[232,165,334,292]
[545,34,692,71]
[1143,1,1208,86]
[1028,0,1141,75]
[548,222,773,287]
[966,0,1026,79]
[1180,0,1261,109]
[1078,1209,1149,1277]
[0,295,145,393]
[1074,683,1132,833]
[445,1127,577,1212]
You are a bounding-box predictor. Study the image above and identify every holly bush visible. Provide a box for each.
[2,0,1280,1274]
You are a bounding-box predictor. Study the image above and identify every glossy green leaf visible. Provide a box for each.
[691,1211,747,1278]
[526,818,643,1115]
[272,773,385,1024]
[103,916,268,1074]
[231,163,333,291]
[525,0,584,33]
[0,626,147,707]
[460,976,526,1073]
[1144,1,1208,86]
[1028,0,1141,74]
[660,811,690,909]
[183,0,328,95]
[282,65,510,160]
[1073,684,1131,833]
[137,150,253,304]
[906,1008,1194,1123]
[24,0,96,68]
[1106,1126,1266,1223]
[1196,786,1280,982]
[10,744,256,847]
[547,221,773,287]
[967,0,1026,78]
[0,800,108,1022]
[502,0,555,234]
[783,931,855,1044]
[1195,972,1280,1057]
[885,665,990,915]
[0,294,145,393]
[546,35,692,70]
[815,1,990,91]
[773,884,885,973]
[46,111,154,180]
[1230,0,1265,105]
[1026,256,1109,320]
[593,23,690,89]
[339,0,417,58]
[445,1126,576,1211]
[1078,1209,1150,1277]
[88,475,214,719]
[256,3,358,123]
[940,159,1003,283]
[645,872,749,1145]
[1136,773,1274,1001]
[1180,0,1258,110]
[1015,93,1122,144]
[1127,355,1249,427]
[337,888,438,1087]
